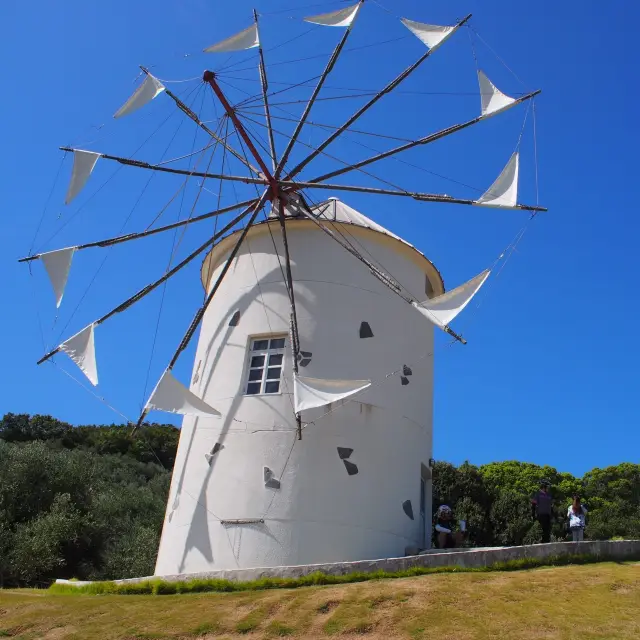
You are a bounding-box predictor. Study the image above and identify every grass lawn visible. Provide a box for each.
[0,562,638,639]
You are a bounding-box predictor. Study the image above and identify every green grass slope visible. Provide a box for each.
[1,562,639,639]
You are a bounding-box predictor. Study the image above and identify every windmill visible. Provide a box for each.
[21,2,545,574]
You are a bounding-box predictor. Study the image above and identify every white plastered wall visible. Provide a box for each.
[155,220,437,574]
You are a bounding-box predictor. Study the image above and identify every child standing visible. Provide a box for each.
[567,494,587,541]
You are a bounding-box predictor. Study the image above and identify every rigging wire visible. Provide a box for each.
[37,82,204,253]
[52,84,207,348]
[226,34,410,75]
[232,106,432,304]
[218,26,321,75]
[29,151,68,256]
[467,25,531,91]
[237,109,416,202]
[140,96,222,410]
[259,0,351,17]
[235,108,413,143]
[27,263,47,353]
[532,99,540,207]
[230,73,323,110]
[50,360,133,424]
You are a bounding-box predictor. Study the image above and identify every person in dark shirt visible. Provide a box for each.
[434,505,465,549]
[531,481,553,543]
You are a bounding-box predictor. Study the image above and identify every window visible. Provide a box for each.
[245,336,286,395]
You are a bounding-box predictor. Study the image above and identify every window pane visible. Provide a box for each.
[246,382,261,395]
[249,369,263,382]
[250,355,265,367]
[269,338,285,349]
[268,354,283,366]
[252,339,269,351]
[265,380,280,394]
[266,367,281,380]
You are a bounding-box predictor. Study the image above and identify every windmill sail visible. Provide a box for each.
[145,370,221,417]
[65,150,101,205]
[476,153,519,208]
[294,375,371,412]
[60,323,98,386]
[412,270,490,330]
[40,247,75,308]
[478,70,517,117]
[114,73,165,119]
[204,24,259,53]
[304,3,361,28]
[400,18,455,50]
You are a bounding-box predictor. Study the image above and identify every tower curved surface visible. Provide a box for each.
[155,199,441,574]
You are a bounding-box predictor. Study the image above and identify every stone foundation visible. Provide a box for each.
[55,540,640,587]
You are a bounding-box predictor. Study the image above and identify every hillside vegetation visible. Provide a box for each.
[1,413,639,588]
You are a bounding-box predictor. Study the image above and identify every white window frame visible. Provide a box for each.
[244,335,287,396]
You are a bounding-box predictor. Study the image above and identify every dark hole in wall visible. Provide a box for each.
[359,322,374,339]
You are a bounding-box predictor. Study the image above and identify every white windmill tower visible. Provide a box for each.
[22,2,544,575]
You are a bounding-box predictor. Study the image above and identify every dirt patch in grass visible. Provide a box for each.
[1,563,639,639]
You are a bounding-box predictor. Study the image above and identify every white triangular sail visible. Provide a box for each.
[204,24,259,53]
[114,73,165,119]
[60,323,98,386]
[294,375,371,413]
[146,370,221,417]
[65,150,101,205]
[412,270,490,329]
[304,3,361,28]
[478,70,517,117]
[401,18,455,50]
[40,247,75,308]
[476,153,519,208]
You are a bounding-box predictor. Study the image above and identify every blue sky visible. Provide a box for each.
[1,0,637,477]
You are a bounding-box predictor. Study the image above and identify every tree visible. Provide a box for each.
[9,494,84,585]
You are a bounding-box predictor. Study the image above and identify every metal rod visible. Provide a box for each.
[303,90,542,186]
[274,2,361,179]
[36,203,256,367]
[143,65,263,179]
[133,191,269,430]
[59,147,269,187]
[254,10,277,172]
[297,200,468,344]
[279,180,547,212]
[202,71,275,182]
[273,195,303,439]
[19,198,257,262]
[297,198,410,303]
[284,13,472,180]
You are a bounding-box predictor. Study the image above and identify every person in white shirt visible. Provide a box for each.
[567,494,587,541]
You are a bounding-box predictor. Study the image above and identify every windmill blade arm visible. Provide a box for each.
[159,81,264,178]
[302,90,541,186]
[19,198,258,263]
[36,202,257,367]
[281,181,546,212]
[167,190,270,370]
[284,13,472,180]
[134,190,270,431]
[58,147,269,187]
[275,2,362,178]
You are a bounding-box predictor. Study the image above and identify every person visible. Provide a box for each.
[531,481,553,543]
[567,495,587,541]
[434,505,465,549]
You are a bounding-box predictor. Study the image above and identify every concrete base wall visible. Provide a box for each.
[56,540,640,587]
